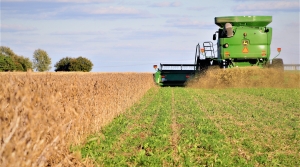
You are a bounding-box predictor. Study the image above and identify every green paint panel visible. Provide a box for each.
[220,25,272,60]
[215,16,274,68]
[215,16,272,27]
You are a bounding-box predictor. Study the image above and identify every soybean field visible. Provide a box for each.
[77,87,300,166]
[1,71,299,166]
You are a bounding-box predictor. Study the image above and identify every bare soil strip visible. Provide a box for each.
[170,89,181,166]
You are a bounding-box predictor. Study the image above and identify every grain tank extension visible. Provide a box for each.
[154,16,283,86]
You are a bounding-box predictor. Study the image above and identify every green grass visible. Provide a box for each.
[284,70,300,73]
[74,87,300,166]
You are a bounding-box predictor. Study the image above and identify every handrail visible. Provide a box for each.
[195,43,201,64]
[160,63,197,70]
[284,64,300,70]
[160,64,197,66]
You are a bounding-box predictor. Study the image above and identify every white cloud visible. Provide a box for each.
[2,2,153,20]
[122,29,193,40]
[1,0,113,2]
[63,5,154,19]
[233,1,299,12]
[0,24,36,32]
[50,30,104,36]
[166,18,214,29]
[150,1,182,7]
[187,6,207,11]
[57,0,112,2]
[160,14,191,18]
[233,0,298,1]
[80,6,141,15]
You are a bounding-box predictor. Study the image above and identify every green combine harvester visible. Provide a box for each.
[153,16,283,86]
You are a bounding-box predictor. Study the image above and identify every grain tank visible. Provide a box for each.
[195,16,283,70]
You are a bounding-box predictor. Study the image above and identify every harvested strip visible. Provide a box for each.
[170,89,181,166]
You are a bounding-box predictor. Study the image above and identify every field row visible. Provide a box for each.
[78,87,300,166]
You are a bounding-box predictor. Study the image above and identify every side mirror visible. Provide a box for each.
[213,34,216,40]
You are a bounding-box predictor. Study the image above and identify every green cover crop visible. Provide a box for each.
[76,87,300,166]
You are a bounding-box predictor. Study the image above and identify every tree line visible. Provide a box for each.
[0,46,93,72]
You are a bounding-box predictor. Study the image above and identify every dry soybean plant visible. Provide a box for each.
[0,72,154,167]
[187,68,300,88]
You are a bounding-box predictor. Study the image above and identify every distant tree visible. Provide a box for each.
[0,46,33,71]
[54,56,93,72]
[0,46,16,57]
[16,56,33,71]
[0,54,16,71]
[69,56,93,72]
[33,49,51,72]
[54,57,74,72]
[10,55,25,71]
[0,46,22,71]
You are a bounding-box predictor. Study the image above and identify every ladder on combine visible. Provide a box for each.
[203,41,216,58]
[195,42,219,72]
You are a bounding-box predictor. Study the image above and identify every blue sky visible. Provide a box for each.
[1,0,299,72]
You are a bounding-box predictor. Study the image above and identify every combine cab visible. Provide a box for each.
[153,16,283,86]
